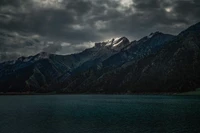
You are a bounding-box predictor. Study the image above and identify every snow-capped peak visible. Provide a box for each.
[105,38,115,46]
[95,37,130,51]
[113,39,123,47]
[148,33,154,39]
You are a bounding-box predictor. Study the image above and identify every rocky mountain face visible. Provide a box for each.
[0,22,200,93]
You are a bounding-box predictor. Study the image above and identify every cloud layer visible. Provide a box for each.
[0,0,200,61]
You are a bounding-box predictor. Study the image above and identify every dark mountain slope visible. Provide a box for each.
[0,37,130,92]
[58,33,175,93]
[57,22,200,93]
[129,22,200,92]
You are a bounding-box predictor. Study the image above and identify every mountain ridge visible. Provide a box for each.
[0,22,200,93]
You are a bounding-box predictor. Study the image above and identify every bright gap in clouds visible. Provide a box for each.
[32,0,64,9]
[119,0,134,7]
[165,7,173,13]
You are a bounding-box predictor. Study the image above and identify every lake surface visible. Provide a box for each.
[0,95,200,133]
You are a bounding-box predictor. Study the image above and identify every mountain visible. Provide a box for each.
[130,22,200,92]
[0,37,130,92]
[0,22,200,93]
[58,22,200,93]
[56,32,175,93]
[102,32,174,68]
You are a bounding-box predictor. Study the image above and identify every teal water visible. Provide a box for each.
[0,95,200,133]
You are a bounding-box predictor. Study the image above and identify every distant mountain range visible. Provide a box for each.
[0,22,200,94]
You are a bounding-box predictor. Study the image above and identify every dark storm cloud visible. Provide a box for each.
[0,0,22,7]
[174,0,200,19]
[0,0,200,61]
[42,42,62,53]
[66,0,92,16]
[93,0,197,40]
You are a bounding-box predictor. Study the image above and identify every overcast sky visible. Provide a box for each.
[0,0,200,61]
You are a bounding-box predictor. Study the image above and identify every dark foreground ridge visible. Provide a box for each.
[0,22,200,94]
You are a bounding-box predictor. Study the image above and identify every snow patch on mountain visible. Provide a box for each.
[95,37,130,51]
[113,39,123,47]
